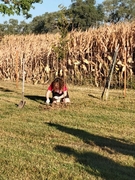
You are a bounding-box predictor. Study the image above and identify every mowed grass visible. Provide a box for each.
[0,80,135,180]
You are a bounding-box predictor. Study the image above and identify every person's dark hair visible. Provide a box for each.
[52,77,64,91]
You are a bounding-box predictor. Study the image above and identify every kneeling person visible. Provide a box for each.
[46,77,70,104]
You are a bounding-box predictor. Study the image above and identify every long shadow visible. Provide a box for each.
[0,87,18,106]
[88,94,100,99]
[25,95,46,104]
[0,87,14,92]
[46,123,135,158]
[54,145,135,180]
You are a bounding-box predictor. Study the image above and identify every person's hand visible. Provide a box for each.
[53,96,61,102]
[53,96,59,100]
[46,98,50,105]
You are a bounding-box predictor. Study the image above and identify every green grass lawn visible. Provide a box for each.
[0,80,135,180]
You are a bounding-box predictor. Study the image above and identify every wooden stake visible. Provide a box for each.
[123,47,127,97]
[15,50,19,89]
[101,45,119,100]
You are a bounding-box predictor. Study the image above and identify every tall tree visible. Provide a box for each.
[30,12,59,34]
[0,0,43,18]
[67,0,104,30]
[8,19,19,34]
[18,20,31,34]
[103,0,135,23]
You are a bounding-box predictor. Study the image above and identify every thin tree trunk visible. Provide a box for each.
[101,45,119,100]
[123,47,127,97]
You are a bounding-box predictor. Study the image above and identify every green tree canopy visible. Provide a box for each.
[67,0,104,30]
[0,0,106,34]
[103,0,135,23]
[30,12,59,34]
[0,0,43,18]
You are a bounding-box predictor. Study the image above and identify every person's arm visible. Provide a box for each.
[59,85,68,99]
[46,84,52,104]
[46,90,51,100]
[46,90,51,104]
[59,90,67,99]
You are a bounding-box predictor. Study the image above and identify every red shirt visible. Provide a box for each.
[48,84,68,92]
[48,84,69,98]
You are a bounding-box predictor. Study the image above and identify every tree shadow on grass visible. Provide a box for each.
[46,122,135,158]
[0,87,19,105]
[88,94,100,99]
[25,95,47,104]
[54,145,135,180]
[46,122,135,180]
[0,87,14,92]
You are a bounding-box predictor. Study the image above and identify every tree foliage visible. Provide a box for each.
[1,0,135,34]
[103,0,135,23]
[67,0,103,30]
[0,0,43,18]
[52,5,69,62]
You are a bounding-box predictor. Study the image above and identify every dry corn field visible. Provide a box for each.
[0,21,135,87]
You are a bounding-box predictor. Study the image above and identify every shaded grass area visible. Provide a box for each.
[0,80,135,180]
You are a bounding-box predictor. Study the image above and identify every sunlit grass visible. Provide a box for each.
[0,80,135,180]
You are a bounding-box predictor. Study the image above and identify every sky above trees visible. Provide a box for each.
[0,0,103,23]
